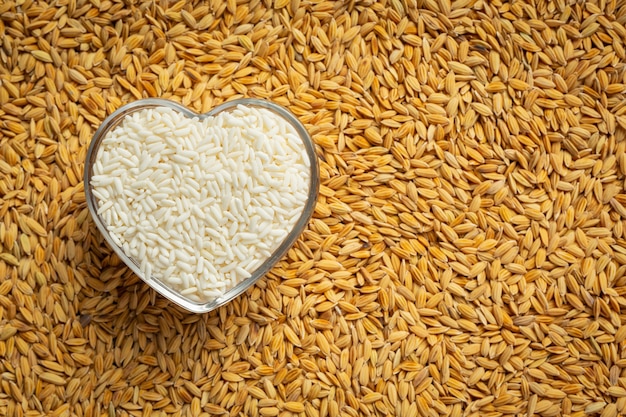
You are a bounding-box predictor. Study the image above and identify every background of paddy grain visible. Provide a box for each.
[1,0,626,416]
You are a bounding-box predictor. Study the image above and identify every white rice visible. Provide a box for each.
[91,105,311,302]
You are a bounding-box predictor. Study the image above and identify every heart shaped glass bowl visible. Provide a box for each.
[84,98,319,313]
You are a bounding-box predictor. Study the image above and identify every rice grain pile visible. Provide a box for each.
[91,105,310,302]
[1,0,626,416]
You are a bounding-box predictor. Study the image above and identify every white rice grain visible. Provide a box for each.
[92,105,311,302]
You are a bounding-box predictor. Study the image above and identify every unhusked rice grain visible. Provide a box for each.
[2,0,626,416]
[91,106,310,301]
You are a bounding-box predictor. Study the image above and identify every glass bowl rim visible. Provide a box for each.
[84,97,320,313]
